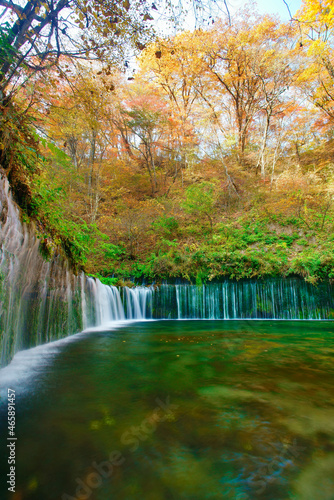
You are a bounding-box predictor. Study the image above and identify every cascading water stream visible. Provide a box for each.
[0,174,131,368]
[144,281,334,320]
[1,173,334,369]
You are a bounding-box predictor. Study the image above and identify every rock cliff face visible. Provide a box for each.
[0,172,86,367]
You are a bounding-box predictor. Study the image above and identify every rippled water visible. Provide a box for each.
[1,320,334,500]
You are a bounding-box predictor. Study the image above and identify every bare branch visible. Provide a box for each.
[0,0,23,16]
[282,0,293,21]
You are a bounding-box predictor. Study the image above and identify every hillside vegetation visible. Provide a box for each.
[1,1,334,284]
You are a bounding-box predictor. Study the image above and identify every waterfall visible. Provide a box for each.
[1,173,334,369]
[0,175,128,368]
[144,281,334,320]
[122,286,153,320]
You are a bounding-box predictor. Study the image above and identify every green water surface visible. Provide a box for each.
[1,320,334,500]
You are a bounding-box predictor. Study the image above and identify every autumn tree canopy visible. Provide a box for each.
[295,0,334,120]
[0,0,158,99]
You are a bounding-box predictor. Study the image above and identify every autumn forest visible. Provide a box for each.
[2,0,334,285]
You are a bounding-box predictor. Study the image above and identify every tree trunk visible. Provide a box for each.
[256,112,271,177]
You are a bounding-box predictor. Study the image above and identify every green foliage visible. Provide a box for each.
[0,23,18,74]
[30,178,88,266]
[93,275,120,286]
[152,216,179,236]
[101,243,125,260]
[0,101,41,212]
[182,182,216,222]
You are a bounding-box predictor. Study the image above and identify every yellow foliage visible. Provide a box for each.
[299,0,334,28]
